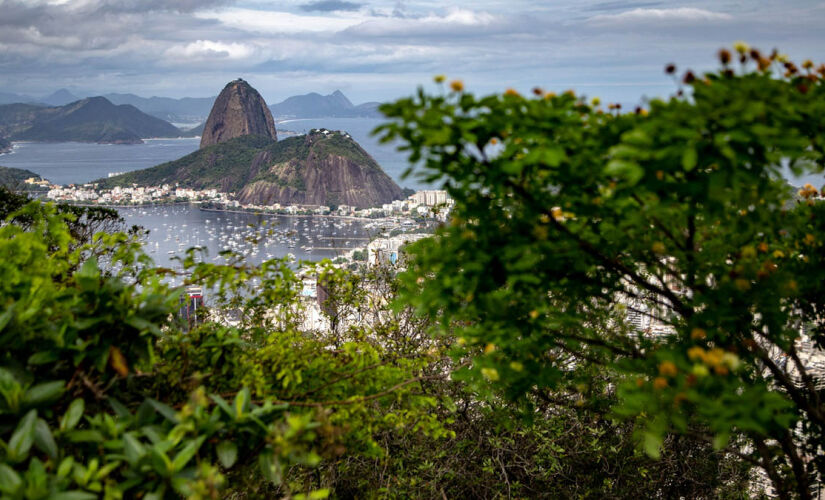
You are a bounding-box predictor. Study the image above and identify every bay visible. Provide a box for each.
[119,204,381,273]
[0,138,201,186]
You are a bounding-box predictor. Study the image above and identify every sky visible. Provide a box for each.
[1,0,824,105]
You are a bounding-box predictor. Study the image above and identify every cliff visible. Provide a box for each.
[200,79,276,148]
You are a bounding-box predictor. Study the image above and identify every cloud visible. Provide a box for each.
[588,7,732,24]
[196,8,362,33]
[164,40,257,61]
[344,7,498,37]
[300,0,362,12]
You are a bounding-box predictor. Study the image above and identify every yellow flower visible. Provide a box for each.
[529,309,540,319]
[803,60,814,70]
[484,343,496,354]
[504,88,521,97]
[804,233,816,246]
[688,346,706,361]
[450,80,464,92]
[510,361,524,372]
[434,74,446,83]
[772,250,785,259]
[704,348,725,367]
[591,97,601,106]
[733,41,750,54]
[691,364,710,377]
[722,352,741,370]
[653,377,668,390]
[651,242,666,254]
[741,246,756,259]
[544,91,556,100]
[758,241,769,253]
[658,361,678,377]
[551,207,564,221]
[481,367,500,381]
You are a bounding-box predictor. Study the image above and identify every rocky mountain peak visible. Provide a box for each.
[200,79,277,148]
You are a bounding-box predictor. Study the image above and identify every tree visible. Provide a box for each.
[378,46,825,498]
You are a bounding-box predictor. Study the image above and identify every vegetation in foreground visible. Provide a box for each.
[0,46,823,498]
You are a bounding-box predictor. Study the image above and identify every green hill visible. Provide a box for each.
[0,97,182,144]
[0,165,45,190]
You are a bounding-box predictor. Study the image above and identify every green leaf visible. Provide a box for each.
[0,464,22,494]
[57,457,74,478]
[147,398,179,423]
[712,432,730,451]
[234,388,250,420]
[210,394,234,417]
[123,434,146,465]
[171,436,205,472]
[681,146,698,171]
[8,409,37,462]
[642,431,662,459]
[23,381,65,407]
[60,399,85,432]
[34,419,58,459]
[604,159,644,185]
[216,441,238,469]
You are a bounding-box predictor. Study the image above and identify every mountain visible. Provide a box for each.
[0,92,39,105]
[102,93,215,124]
[269,90,383,119]
[200,79,277,148]
[0,97,182,144]
[236,130,403,208]
[0,166,44,189]
[99,130,403,209]
[41,89,81,106]
[0,137,11,154]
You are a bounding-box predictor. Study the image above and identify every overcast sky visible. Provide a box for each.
[1,0,824,105]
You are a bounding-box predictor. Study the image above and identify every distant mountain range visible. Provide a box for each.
[0,97,182,144]
[269,90,382,119]
[0,88,382,124]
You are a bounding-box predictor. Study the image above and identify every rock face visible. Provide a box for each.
[200,79,277,148]
[236,130,403,209]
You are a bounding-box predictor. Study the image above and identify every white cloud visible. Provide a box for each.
[165,40,257,60]
[344,7,498,37]
[588,7,732,24]
[196,8,365,34]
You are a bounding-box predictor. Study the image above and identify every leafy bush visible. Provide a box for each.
[379,47,825,498]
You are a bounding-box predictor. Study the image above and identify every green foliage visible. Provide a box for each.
[379,49,825,498]
[0,198,455,498]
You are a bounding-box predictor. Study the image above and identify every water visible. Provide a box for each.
[0,138,200,186]
[119,204,386,271]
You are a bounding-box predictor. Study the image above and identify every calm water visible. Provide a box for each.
[0,138,201,186]
[119,204,383,271]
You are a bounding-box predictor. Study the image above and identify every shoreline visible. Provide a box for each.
[197,206,375,221]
